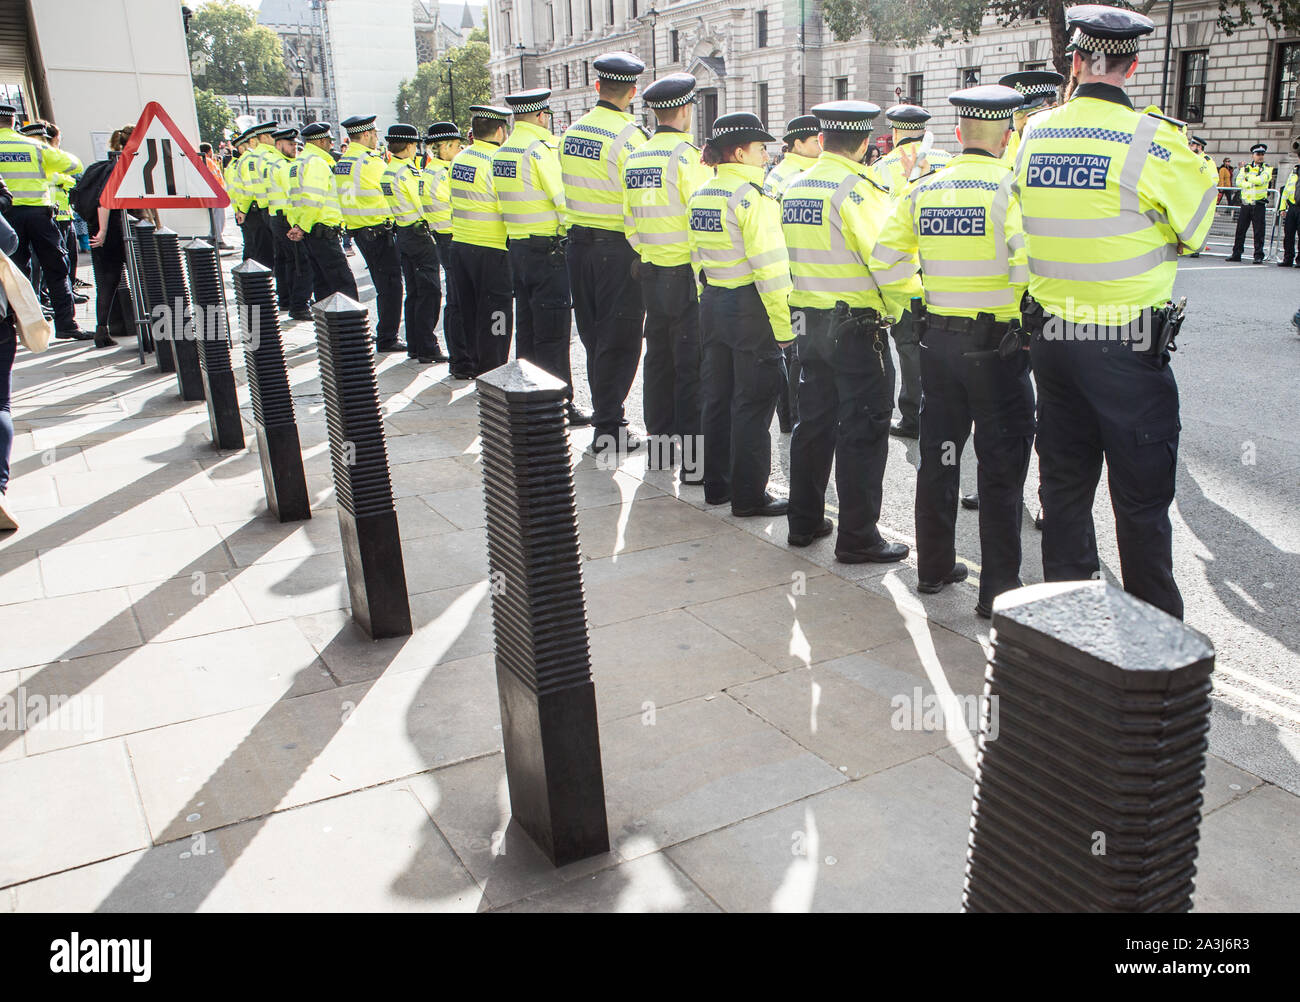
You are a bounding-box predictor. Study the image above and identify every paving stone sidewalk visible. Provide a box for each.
[0,260,1297,912]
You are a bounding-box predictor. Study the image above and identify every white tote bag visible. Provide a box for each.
[0,251,52,353]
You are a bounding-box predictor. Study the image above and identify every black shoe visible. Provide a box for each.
[55,327,93,341]
[732,493,789,518]
[289,308,313,322]
[837,540,909,564]
[1225,256,1242,262]
[93,331,116,349]
[1280,261,1294,268]
[960,493,979,511]
[788,517,833,547]
[889,419,918,439]
[917,562,969,594]
[72,292,89,304]
[1034,508,1044,532]
[414,356,438,364]
[975,602,993,620]
[591,428,641,456]
[377,340,408,353]
[448,369,476,380]
[1189,252,1200,258]
[566,405,594,426]
[1254,257,1265,264]
[73,278,92,289]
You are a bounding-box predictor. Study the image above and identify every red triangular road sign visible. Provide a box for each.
[101,102,230,209]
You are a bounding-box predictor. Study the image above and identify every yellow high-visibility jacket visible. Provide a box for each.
[622,127,711,268]
[763,151,818,199]
[871,151,1027,323]
[287,144,343,231]
[449,139,507,250]
[559,102,647,232]
[687,161,793,341]
[492,119,565,239]
[381,155,425,227]
[334,142,393,229]
[1012,85,1217,324]
[420,158,453,233]
[872,142,953,197]
[0,127,79,207]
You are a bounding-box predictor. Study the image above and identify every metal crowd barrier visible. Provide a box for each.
[1200,187,1282,262]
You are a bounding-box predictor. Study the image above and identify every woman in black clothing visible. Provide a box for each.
[87,126,152,349]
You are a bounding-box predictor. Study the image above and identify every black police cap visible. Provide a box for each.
[885,104,931,131]
[782,115,821,141]
[810,101,881,133]
[504,89,552,114]
[426,121,465,142]
[300,122,331,140]
[272,127,299,142]
[468,105,512,122]
[643,73,697,109]
[1065,4,1154,54]
[593,51,645,82]
[341,114,377,135]
[947,84,1023,120]
[385,123,420,143]
[1251,143,1268,154]
[708,112,774,145]
[250,120,278,137]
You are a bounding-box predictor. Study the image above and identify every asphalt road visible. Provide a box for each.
[351,244,1300,792]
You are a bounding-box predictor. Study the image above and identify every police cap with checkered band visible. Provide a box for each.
[810,101,881,133]
[782,115,821,142]
[505,89,552,114]
[998,69,1065,111]
[1064,4,1154,55]
[593,51,645,83]
[708,112,775,145]
[947,85,1024,121]
[643,73,697,109]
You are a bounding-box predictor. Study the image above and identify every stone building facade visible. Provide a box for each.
[486,0,1300,171]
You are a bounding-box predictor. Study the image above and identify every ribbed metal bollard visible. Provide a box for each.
[232,261,310,523]
[184,239,245,451]
[132,219,174,373]
[963,581,1215,913]
[155,226,204,401]
[477,359,609,867]
[313,293,411,639]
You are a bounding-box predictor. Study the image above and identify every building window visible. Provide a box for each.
[757,82,769,125]
[756,10,768,48]
[1022,61,1046,71]
[503,11,511,46]
[565,0,572,35]
[1272,42,1300,120]
[907,73,923,106]
[583,60,589,85]
[565,64,571,89]
[586,0,592,30]
[834,76,848,101]
[961,67,980,87]
[630,0,637,18]
[547,67,553,88]
[607,0,614,25]
[1177,49,1208,124]
[670,29,679,62]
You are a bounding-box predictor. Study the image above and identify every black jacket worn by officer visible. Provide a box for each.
[623,72,710,471]
[0,103,88,337]
[781,101,908,562]
[381,123,444,362]
[267,127,312,320]
[560,51,648,453]
[1012,4,1218,620]
[337,113,406,352]
[871,85,1035,616]
[1228,143,1270,263]
[494,89,587,419]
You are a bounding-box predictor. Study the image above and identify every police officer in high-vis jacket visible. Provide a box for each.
[236,121,278,269]
[688,112,792,518]
[0,102,88,339]
[623,72,711,476]
[782,101,911,563]
[382,123,444,363]
[267,126,313,321]
[872,85,1035,616]
[997,70,1063,168]
[560,51,648,455]
[1279,148,1300,267]
[764,116,822,198]
[1228,143,1270,263]
[286,122,358,302]
[337,114,405,351]
[494,88,588,420]
[423,122,465,371]
[872,105,951,439]
[1013,4,1217,620]
[449,104,514,376]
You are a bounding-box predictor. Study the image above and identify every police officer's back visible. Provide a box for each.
[285,122,358,302]
[1012,3,1216,620]
[382,123,445,362]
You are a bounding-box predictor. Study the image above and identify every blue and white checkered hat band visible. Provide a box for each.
[1019,82,1059,97]
[647,92,695,108]
[888,119,925,131]
[598,70,639,81]
[508,99,549,113]
[345,120,375,134]
[954,106,1014,120]
[817,118,872,131]
[472,109,510,121]
[1071,28,1141,54]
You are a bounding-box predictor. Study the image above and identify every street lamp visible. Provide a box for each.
[645,6,658,76]
[517,41,526,91]
[445,55,456,128]
[238,59,250,114]
[296,56,309,125]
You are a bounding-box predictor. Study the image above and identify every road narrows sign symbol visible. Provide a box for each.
[100,102,229,209]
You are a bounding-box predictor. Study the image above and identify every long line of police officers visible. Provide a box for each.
[221,3,1212,621]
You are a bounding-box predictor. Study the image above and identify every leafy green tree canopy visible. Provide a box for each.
[187,0,289,95]
[193,86,235,146]
[395,39,492,129]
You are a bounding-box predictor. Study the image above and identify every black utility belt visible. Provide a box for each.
[509,234,562,247]
[307,224,341,236]
[1022,295,1185,358]
[567,225,623,243]
[351,223,394,238]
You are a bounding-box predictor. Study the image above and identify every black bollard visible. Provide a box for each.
[963,581,1215,913]
[132,220,174,373]
[313,293,411,639]
[184,239,245,451]
[476,359,610,867]
[232,261,310,523]
[156,226,205,401]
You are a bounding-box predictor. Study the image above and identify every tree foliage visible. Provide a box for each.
[186,0,289,95]
[395,40,492,128]
[822,0,1300,79]
[193,86,235,146]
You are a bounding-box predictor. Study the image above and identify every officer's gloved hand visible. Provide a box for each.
[629,256,641,280]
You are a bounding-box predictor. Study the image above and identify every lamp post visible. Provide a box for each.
[296,55,309,125]
[238,60,250,114]
[517,41,526,90]
[646,6,658,75]
[445,55,456,127]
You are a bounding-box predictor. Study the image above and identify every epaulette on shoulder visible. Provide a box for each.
[862,174,891,194]
[636,125,651,140]
[909,168,938,186]
[1142,106,1187,131]
[748,180,771,198]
